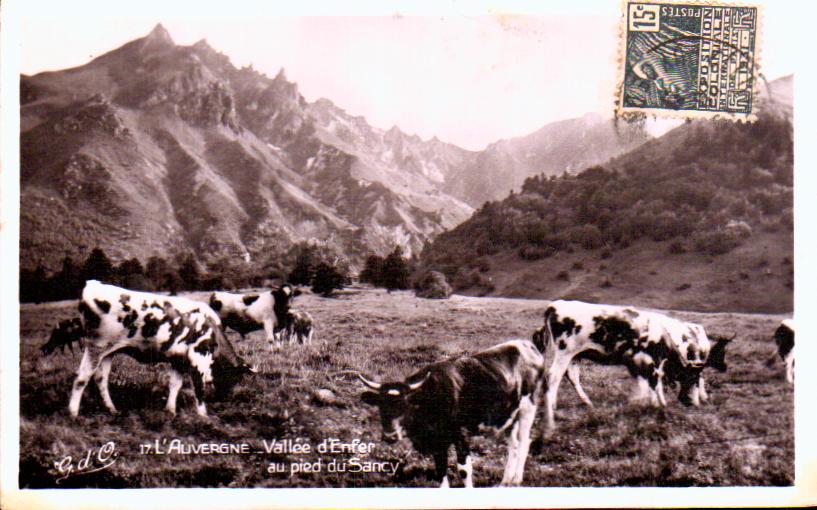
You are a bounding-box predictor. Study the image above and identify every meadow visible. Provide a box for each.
[18,287,793,488]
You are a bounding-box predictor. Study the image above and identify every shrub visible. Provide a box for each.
[668,240,687,254]
[600,278,613,288]
[413,271,453,299]
[693,228,744,256]
[311,262,346,297]
[359,255,385,286]
[571,261,585,270]
[568,224,604,250]
[556,270,570,281]
[380,247,411,292]
[600,249,613,260]
[676,283,692,291]
[518,245,555,260]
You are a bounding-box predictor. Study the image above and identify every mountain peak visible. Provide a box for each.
[192,38,214,51]
[144,23,174,47]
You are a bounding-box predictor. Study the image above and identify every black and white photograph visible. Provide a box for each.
[1,0,814,507]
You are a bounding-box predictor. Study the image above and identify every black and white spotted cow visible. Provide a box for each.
[358,340,545,487]
[773,319,794,384]
[284,310,314,344]
[209,284,300,344]
[533,300,731,432]
[40,280,253,417]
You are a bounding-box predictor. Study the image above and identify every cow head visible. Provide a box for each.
[41,318,84,355]
[359,372,430,443]
[705,334,734,372]
[209,321,256,400]
[272,284,302,316]
[669,332,734,406]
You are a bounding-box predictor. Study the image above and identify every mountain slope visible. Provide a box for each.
[20,25,472,271]
[444,113,649,206]
[420,76,794,313]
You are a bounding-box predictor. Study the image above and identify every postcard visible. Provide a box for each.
[1,0,813,508]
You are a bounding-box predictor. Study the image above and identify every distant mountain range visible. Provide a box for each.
[20,24,649,271]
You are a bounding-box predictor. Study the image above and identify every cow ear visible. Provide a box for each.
[361,391,379,406]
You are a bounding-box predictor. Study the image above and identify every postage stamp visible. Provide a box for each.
[619,1,761,120]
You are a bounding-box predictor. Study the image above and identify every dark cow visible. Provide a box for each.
[358,340,544,487]
[209,284,300,344]
[41,280,253,417]
[534,300,732,432]
[773,319,794,384]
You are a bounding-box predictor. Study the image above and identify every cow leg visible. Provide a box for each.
[566,363,593,408]
[68,348,97,417]
[263,319,276,345]
[165,368,184,415]
[454,435,473,488]
[544,355,572,433]
[500,419,521,486]
[698,376,709,403]
[189,368,208,417]
[688,383,701,406]
[512,395,537,485]
[785,354,794,384]
[93,356,118,415]
[433,449,450,488]
[630,377,655,404]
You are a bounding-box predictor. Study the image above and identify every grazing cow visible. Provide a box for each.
[358,340,545,487]
[773,319,794,384]
[40,280,253,417]
[284,310,315,344]
[534,300,731,432]
[209,285,300,344]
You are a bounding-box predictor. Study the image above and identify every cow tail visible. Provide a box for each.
[540,307,559,367]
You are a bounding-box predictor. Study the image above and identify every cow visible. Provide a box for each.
[40,280,253,417]
[358,340,545,488]
[773,319,794,384]
[284,310,315,345]
[533,300,731,432]
[209,284,300,344]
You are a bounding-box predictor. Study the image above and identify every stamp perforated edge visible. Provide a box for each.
[615,0,765,123]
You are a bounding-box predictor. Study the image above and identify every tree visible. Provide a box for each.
[145,255,172,291]
[81,247,114,283]
[288,245,316,285]
[381,246,410,292]
[177,254,201,291]
[20,265,48,303]
[359,254,385,286]
[116,257,147,289]
[50,257,82,300]
[311,262,346,297]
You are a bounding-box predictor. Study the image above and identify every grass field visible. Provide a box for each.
[18,287,793,488]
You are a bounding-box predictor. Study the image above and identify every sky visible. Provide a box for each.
[15,0,798,150]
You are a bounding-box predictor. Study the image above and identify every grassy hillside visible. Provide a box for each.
[19,288,792,488]
[420,106,793,313]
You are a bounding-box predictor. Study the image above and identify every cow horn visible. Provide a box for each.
[407,371,431,391]
[357,372,382,390]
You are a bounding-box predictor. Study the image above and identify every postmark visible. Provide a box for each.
[618,1,761,120]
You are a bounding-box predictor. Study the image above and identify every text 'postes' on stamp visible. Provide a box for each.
[620,1,759,120]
